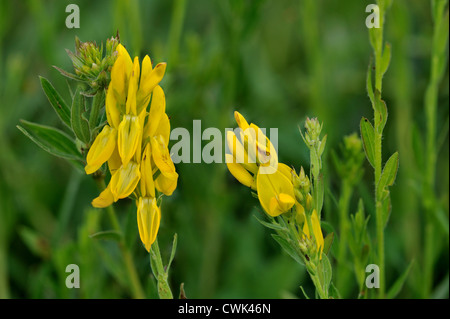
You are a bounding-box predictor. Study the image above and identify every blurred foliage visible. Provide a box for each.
[0,0,448,298]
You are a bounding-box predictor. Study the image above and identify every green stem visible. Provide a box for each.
[372,0,387,298]
[94,177,146,299]
[150,238,173,299]
[336,180,353,295]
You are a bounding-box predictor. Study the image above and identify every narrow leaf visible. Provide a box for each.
[366,59,375,107]
[71,86,91,144]
[40,76,71,128]
[386,260,414,299]
[360,117,375,168]
[254,215,288,232]
[271,234,304,266]
[89,230,122,242]
[380,42,391,77]
[17,120,82,161]
[166,233,178,274]
[323,232,334,256]
[374,90,388,134]
[377,152,399,200]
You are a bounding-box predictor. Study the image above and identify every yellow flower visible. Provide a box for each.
[151,135,178,196]
[143,85,166,140]
[110,161,141,201]
[140,144,156,198]
[226,154,256,190]
[85,125,117,175]
[256,166,295,217]
[118,114,142,167]
[84,43,178,254]
[226,111,280,189]
[302,209,324,259]
[137,197,161,252]
[92,183,114,208]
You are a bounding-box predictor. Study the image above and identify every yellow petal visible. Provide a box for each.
[85,126,117,175]
[151,135,177,178]
[110,55,127,106]
[125,57,140,115]
[140,144,156,198]
[257,166,295,217]
[295,203,306,224]
[138,62,166,103]
[116,44,133,77]
[92,183,114,208]
[234,111,250,131]
[154,112,170,145]
[143,85,166,139]
[225,154,255,189]
[155,172,178,196]
[118,115,142,167]
[226,131,257,174]
[107,143,122,175]
[137,197,161,252]
[110,161,141,201]
[250,123,278,169]
[277,163,293,181]
[268,193,295,216]
[137,55,153,112]
[105,82,121,128]
[303,209,324,258]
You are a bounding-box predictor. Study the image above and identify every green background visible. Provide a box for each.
[0,0,448,298]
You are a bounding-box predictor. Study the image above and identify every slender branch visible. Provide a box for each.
[94,176,146,299]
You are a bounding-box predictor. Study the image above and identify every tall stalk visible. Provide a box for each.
[362,0,397,298]
[94,177,146,299]
[423,0,449,298]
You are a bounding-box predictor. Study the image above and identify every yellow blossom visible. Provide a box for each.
[256,166,295,217]
[85,125,117,175]
[137,197,161,252]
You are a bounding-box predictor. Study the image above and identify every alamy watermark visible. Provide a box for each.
[169,120,279,174]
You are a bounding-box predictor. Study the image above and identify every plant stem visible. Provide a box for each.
[94,176,146,299]
[150,238,173,299]
[423,2,449,298]
[372,0,387,298]
[336,180,353,296]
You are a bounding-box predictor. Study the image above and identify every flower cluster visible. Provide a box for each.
[85,44,178,252]
[227,111,324,258]
[56,36,120,94]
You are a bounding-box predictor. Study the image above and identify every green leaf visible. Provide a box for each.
[299,286,310,299]
[166,233,178,274]
[319,254,333,293]
[71,86,91,144]
[17,120,83,161]
[89,230,122,242]
[271,234,304,266]
[319,134,327,157]
[381,195,392,228]
[329,282,342,299]
[39,76,71,128]
[360,117,375,168]
[254,215,288,232]
[18,226,50,259]
[366,59,375,107]
[386,260,414,299]
[323,232,334,256]
[377,152,399,200]
[374,90,388,134]
[89,90,105,129]
[380,42,391,77]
